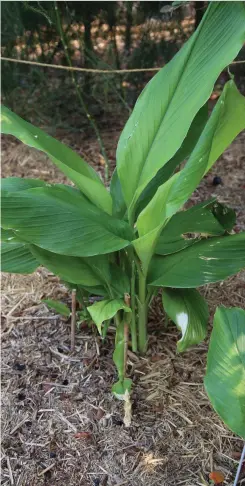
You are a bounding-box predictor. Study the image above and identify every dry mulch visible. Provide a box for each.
[1,118,245,485]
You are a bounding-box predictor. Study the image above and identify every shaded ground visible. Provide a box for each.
[1,113,245,485]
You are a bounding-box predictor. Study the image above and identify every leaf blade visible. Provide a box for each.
[1,106,112,213]
[87,299,131,334]
[204,306,245,439]
[2,186,133,257]
[1,242,39,274]
[117,2,245,214]
[42,299,70,317]
[149,233,245,287]
[162,288,209,352]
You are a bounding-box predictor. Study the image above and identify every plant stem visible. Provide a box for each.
[138,271,148,354]
[130,261,137,353]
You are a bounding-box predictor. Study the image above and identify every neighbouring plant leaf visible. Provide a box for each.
[42,299,70,317]
[135,103,209,217]
[162,288,209,352]
[112,378,132,399]
[1,242,39,274]
[110,169,127,219]
[204,306,245,439]
[148,232,245,287]
[134,80,245,271]
[155,199,233,256]
[2,186,133,257]
[87,299,131,334]
[117,2,245,217]
[1,106,112,214]
[1,177,47,191]
[29,245,108,287]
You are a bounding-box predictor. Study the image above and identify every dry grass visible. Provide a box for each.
[1,118,245,485]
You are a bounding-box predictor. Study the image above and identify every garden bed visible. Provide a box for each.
[1,124,245,486]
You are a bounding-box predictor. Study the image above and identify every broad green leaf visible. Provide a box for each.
[212,202,236,232]
[1,177,47,191]
[1,242,39,274]
[2,186,133,257]
[110,169,127,219]
[155,200,233,256]
[149,232,245,287]
[87,299,131,334]
[162,288,209,352]
[42,299,70,317]
[109,263,130,298]
[29,245,107,287]
[1,106,112,214]
[1,228,19,242]
[117,2,245,216]
[204,306,245,439]
[77,285,108,297]
[135,103,209,218]
[136,81,245,245]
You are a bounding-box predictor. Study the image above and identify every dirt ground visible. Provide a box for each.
[1,114,245,486]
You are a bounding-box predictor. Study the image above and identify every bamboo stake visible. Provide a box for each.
[71,289,77,352]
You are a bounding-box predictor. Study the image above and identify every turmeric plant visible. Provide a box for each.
[1,2,245,398]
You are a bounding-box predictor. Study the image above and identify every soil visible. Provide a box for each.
[1,108,245,486]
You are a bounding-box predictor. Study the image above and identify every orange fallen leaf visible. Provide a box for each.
[74,432,91,439]
[209,471,225,484]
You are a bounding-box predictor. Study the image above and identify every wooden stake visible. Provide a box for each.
[71,289,76,352]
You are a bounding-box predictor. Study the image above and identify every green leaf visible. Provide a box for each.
[42,299,70,317]
[1,242,39,274]
[204,306,245,439]
[1,106,112,214]
[110,169,127,219]
[112,378,132,399]
[2,186,133,257]
[155,200,231,256]
[1,228,19,242]
[162,288,209,352]
[149,232,245,287]
[87,299,131,334]
[29,245,107,287]
[212,202,236,232]
[136,81,244,243]
[1,177,47,191]
[135,103,209,218]
[117,2,245,216]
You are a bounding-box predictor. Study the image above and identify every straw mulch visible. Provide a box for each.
[1,126,245,486]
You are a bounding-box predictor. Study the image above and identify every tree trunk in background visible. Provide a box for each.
[125,1,133,54]
[194,1,205,29]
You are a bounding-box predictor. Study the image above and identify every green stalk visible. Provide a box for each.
[130,260,137,353]
[138,270,148,354]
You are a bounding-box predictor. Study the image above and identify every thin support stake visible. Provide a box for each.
[233,444,245,486]
[71,289,77,352]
